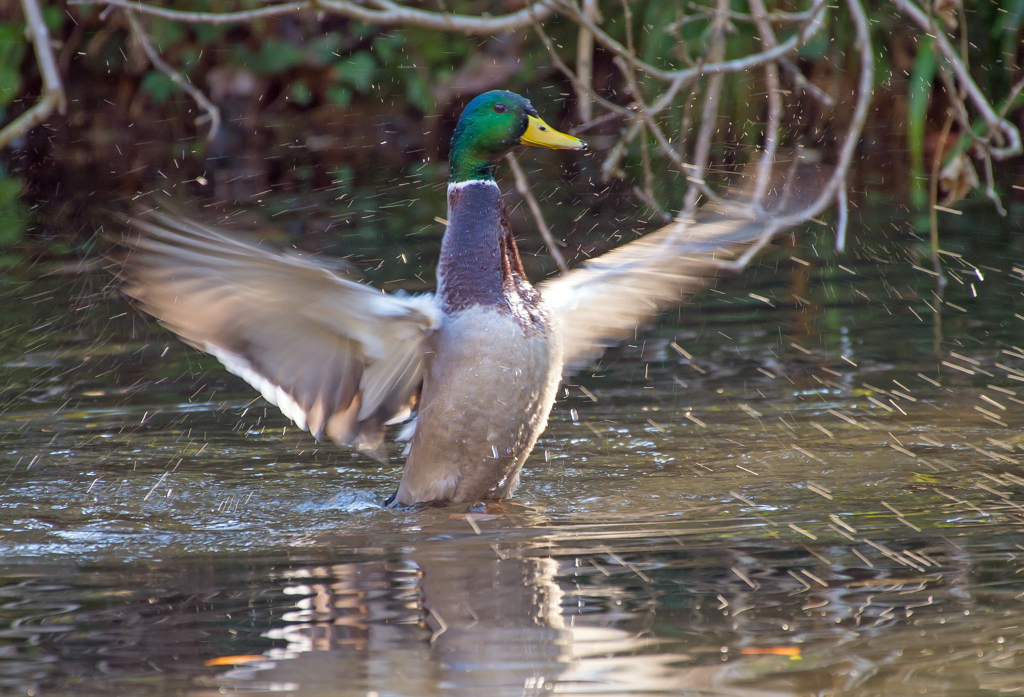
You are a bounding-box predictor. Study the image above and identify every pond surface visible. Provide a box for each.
[2,202,1024,696]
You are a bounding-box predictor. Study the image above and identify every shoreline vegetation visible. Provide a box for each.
[0,0,1018,273]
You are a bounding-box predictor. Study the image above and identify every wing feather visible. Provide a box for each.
[542,166,823,375]
[121,211,441,460]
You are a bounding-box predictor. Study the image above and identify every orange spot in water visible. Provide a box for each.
[740,647,801,657]
[204,655,266,666]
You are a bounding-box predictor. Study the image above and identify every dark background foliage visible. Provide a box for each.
[0,0,1021,265]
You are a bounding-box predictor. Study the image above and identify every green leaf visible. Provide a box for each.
[304,34,343,67]
[148,17,184,51]
[0,175,29,247]
[372,34,403,64]
[141,70,180,103]
[997,0,1024,69]
[289,80,313,106]
[333,51,376,93]
[42,6,63,32]
[0,23,27,75]
[908,38,935,209]
[326,85,352,108]
[405,78,432,114]
[0,175,22,204]
[797,11,830,60]
[640,0,678,68]
[193,23,224,46]
[181,47,203,71]
[993,0,1024,37]
[873,45,891,88]
[251,39,307,74]
[330,165,354,193]
[0,67,21,107]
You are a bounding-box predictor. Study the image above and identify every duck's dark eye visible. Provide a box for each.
[493,103,507,114]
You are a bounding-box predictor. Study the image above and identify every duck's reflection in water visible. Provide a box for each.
[212,538,575,695]
[207,534,793,697]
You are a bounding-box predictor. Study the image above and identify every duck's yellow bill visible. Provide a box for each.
[520,115,586,150]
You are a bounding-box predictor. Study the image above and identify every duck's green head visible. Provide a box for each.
[449,90,585,183]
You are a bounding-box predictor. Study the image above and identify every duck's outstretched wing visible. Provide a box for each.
[121,211,442,460]
[540,202,795,376]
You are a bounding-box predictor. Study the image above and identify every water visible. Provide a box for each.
[2,203,1024,695]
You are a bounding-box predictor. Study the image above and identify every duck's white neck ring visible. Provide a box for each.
[448,179,500,192]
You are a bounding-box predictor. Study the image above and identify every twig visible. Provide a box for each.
[574,0,599,123]
[633,184,672,223]
[126,11,221,141]
[683,0,728,216]
[978,147,1006,216]
[570,111,622,135]
[636,131,672,223]
[598,69,689,182]
[780,58,834,108]
[533,23,630,119]
[69,0,308,23]
[835,178,849,252]
[505,153,568,273]
[556,0,827,84]
[891,0,1022,159]
[600,119,640,181]
[0,0,66,149]
[747,0,782,209]
[620,0,634,54]
[928,112,953,287]
[615,61,722,206]
[22,0,64,111]
[717,0,873,271]
[694,4,824,24]
[678,85,695,165]
[996,76,1024,122]
[71,0,558,33]
[0,92,62,149]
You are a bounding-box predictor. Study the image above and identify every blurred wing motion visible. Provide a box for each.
[541,173,818,375]
[121,212,442,459]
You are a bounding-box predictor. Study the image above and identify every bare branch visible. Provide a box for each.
[574,0,599,122]
[533,23,630,119]
[834,178,849,252]
[683,0,728,215]
[0,91,62,149]
[22,0,64,112]
[693,4,824,24]
[978,147,1007,216]
[570,110,622,135]
[997,75,1024,122]
[0,0,66,149]
[779,58,834,108]
[505,153,569,273]
[891,0,1021,159]
[558,0,827,84]
[632,184,672,223]
[615,61,722,205]
[599,66,690,182]
[927,112,953,283]
[747,0,782,209]
[69,0,308,24]
[71,0,558,33]
[719,0,873,271]
[636,122,672,223]
[127,11,221,141]
[600,119,640,181]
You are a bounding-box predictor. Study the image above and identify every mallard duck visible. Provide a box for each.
[124,90,793,506]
